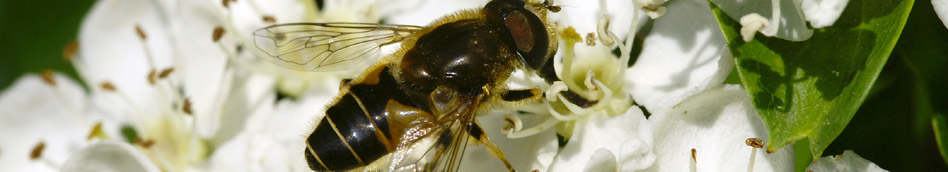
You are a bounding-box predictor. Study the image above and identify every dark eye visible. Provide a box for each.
[484,0,552,70]
[503,9,550,69]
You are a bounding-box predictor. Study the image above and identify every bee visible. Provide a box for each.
[253,0,560,171]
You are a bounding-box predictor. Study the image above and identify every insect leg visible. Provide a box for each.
[468,122,515,172]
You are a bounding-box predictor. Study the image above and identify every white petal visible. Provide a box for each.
[208,87,336,171]
[459,113,558,171]
[211,72,276,144]
[626,0,733,113]
[583,148,618,172]
[382,0,487,26]
[78,0,175,111]
[800,0,850,28]
[61,141,160,172]
[645,85,794,172]
[806,150,888,172]
[550,0,638,40]
[711,0,814,41]
[169,0,231,139]
[230,0,311,40]
[0,74,93,172]
[935,0,948,30]
[548,106,655,172]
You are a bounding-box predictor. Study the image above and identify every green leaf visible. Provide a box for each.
[934,114,948,166]
[709,0,914,158]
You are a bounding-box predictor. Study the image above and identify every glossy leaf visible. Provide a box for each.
[709,0,914,158]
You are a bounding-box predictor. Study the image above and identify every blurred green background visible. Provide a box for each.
[0,0,95,90]
[1,0,946,171]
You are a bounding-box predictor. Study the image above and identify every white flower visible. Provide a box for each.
[806,150,889,172]
[57,0,321,170]
[712,0,851,41]
[0,73,95,172]
[644,85,794,172]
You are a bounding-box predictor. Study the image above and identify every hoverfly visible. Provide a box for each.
[253,0,560,171]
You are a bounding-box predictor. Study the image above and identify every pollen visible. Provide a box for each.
[134,137,156,149]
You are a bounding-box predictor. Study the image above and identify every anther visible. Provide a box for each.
[262,15,277,23]
[147,69,157,85]
[30,141,45,160]
[134,137,156,148]
[41,69,56,86]
[87,121,105,140]
[690,148,697,162]
[158,67,174,79]
[585,32,597,46]
[212,26,226,42]
[135,24,147,40]
[63,40,79,60]
[222,0,232,8]
[745,138,764,148]
[690,148,697,172]
[100,81,117,92]
[183,98,193,115]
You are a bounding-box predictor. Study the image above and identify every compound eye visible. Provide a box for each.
[504,9,550,70]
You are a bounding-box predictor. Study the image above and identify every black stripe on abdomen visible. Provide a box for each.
[306,94,389,171]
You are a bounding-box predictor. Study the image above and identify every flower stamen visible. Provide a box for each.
[745,138,764,172]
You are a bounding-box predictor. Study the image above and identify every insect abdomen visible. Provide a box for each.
[305,93,390,171]
[305,66,428,171]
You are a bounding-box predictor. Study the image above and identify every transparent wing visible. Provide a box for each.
[253,22,423,71]
[386,100,480,172]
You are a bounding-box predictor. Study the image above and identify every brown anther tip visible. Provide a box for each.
[158,68,174,79]
[30,142,45,160]
[585,32,597,46]
[147,69,157,85]
[745,138,764,148]
[548,6,561,12]
[183,98,193,115]
[222,0,231,8]
[41,69,56,86]
[531,169,540,172]
[262,16,277,23]
[683,110,688,114]
[690,148,697,162]
[765,148,776,154]
[63,40,79,60]
[212,26,226,42]
[100,81,117,92]
[134,137,155,148]
[86,121,104,140]
[135,24,147,40]
[806,170,814,172]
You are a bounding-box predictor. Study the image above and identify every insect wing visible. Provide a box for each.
[253,23,423,71]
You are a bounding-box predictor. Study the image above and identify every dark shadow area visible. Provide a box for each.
[824,55,948,171]
[825,0,948,170]
[0,0,96,90]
